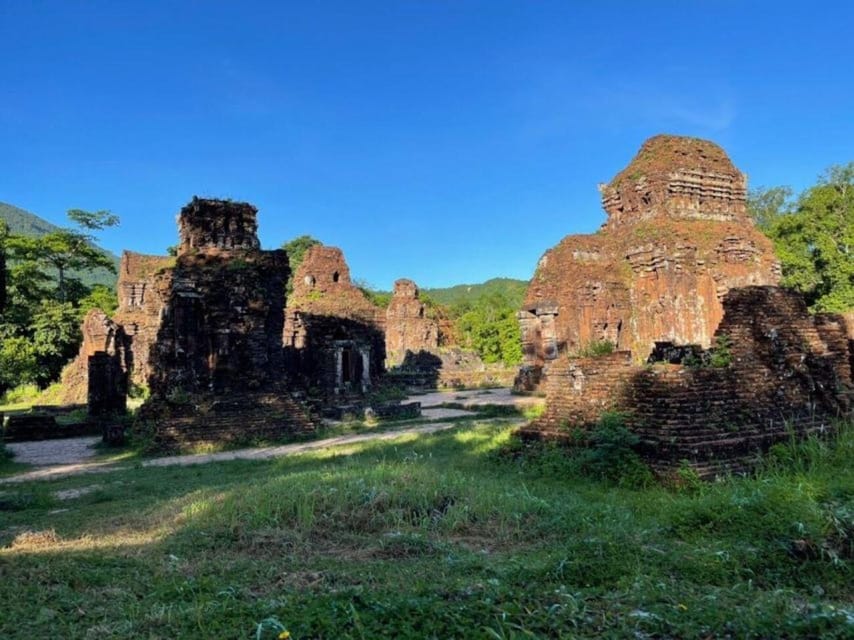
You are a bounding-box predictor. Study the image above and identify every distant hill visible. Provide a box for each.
[423,277,529,309]
[0,201,120,289]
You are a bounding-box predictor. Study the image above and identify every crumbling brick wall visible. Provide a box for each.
[519,135,780,389]
[58,309,130,405]
[136,198,317,445]
[87,351,127,416]
[113,252,174,388]
[177,197,260,255]
[148,250,289,395]
[58,197,317,445]
[57,252,173,403]
[520,286,852,476]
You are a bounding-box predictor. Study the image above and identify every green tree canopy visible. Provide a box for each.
[456,292,522,366]
[752,163,854,312]
[0,208,119,393]
[5,209,118,303]
[747,185,794,232]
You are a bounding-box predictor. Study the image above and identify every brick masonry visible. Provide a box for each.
[521,286,853,476]
[519,135,780,387]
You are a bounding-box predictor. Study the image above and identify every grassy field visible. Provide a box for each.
[1,418,851,639]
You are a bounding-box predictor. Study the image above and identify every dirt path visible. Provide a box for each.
[1,387,538,485]
[2,420,523,485]
[409,387,541,409]
[6,436,101,466]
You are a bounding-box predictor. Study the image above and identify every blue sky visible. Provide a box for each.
[2,1,852,289]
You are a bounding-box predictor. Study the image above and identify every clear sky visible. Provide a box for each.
[1,1,852,289]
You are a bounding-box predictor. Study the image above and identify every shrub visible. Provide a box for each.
[128,382,150,400]
[579,412,653,488]
[574,339,615,358]
[709,333,733,368]
[673,460,703,493]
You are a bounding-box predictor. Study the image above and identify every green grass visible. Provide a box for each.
[0,419,851,639]
[0,446,33,478]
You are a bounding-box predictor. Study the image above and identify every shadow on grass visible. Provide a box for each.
[2,419,852,639]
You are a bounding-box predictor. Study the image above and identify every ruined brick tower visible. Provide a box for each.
[517,135,852,476]
[385,279,440,366]
[177,197,261,254]
[148,197,288,395]
[283,245,385,394]
[518,134,781,384]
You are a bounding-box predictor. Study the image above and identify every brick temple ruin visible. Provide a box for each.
[60,198,470,445]
[283,245,386,394]
[517,135,853,476]
[60,198,317,447]
[385,278,440,367]
[57,134,852,470]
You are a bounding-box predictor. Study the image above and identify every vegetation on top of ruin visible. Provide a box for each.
[1,416,851,637]
[608,134,740,190]
[572,339,616,358]
[281,234,323,297]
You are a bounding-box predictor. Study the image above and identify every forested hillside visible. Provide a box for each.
[0,201,119,288]
[424,277,528,309]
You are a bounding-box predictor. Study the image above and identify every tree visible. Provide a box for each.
[67,208,119,230]
[765,163,854,312]
[78,284,119,317]
[456,292,522,365]
[281,235,322,296]
[0,208,119,393]
[747,186,794,232]
[0,327,38,390]
[5,208,118,304]
[30,300,81,386]
[0,219,7,314]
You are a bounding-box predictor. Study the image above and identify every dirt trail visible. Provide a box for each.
[6,436,101,466]
[2,420,523,485]
[1,387,537,485]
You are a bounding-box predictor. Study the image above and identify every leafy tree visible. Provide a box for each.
[0,208,119,393]
[281,235,322,297]
[759,163,854,312]
[747,186,794,231]
[67,208,119,230]
[0,219,7,313]
[78,284,119,317]
[29,300,81,387]
[5,209,118,303]
[1,259,53,328]
[0,326,37,390]
[456,292,522,365]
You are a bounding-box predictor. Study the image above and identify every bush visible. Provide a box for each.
[574,340,615,358]
[0,383,41,407]
[579,412,653,488]
[501,412,653,488]
[709,333,733,368]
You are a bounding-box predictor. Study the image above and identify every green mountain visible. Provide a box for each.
[0,201,120,289]
[423,277,529,309]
